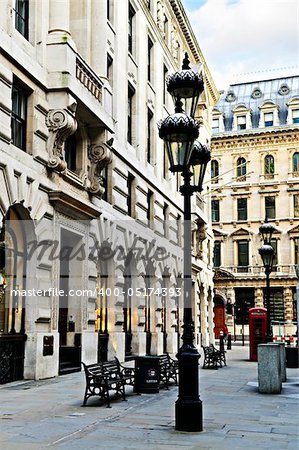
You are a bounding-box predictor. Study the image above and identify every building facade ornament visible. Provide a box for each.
[87,142,112,196]
[45,109,77,172]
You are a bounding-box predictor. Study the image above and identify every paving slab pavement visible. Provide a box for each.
[0,345,298,450]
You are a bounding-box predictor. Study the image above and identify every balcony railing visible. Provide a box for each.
[76,57,103,103]
[215,265,297,276]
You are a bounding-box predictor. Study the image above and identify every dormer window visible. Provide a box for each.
[287,97,299,125]
[264,112,273,127]
[259,100,279,128]
[212,118,219,133]
[293,109,299,124]
[237,115,246,130]
[232,104,251,131]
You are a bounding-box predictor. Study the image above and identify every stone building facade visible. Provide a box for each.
[0,0,217,382]
[211,76,299,340]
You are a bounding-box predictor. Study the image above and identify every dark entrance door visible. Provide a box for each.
[58,229,81,375]
[0,207,29,384]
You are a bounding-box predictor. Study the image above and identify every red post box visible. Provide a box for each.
[249,307,267,361]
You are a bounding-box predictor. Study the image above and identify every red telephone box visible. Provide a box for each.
[249,307,267,361]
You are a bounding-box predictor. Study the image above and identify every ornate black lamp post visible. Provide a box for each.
[259,221,276,342]
[158,53,210,432]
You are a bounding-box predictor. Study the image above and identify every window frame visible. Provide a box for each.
[237,157,246,181]
[147,36,154,83]
[211,199,220,223]
[11,77,28,152]
[264,154,275,177]
[237,240,249,268]
[265,196,276,220]
[128,3,136,56]
[147,107,154,164]
[127,83,135,145]
[237,198,247,221]
[211,159,219,184]
[213,241,221,267]
[15,0,29,40]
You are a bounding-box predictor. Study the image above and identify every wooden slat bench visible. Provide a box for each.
[159,353,179,389]
[81,359,128,407]
[202,344,226,369]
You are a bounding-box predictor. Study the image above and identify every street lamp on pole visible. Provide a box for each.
[158,53,210,432]
[259,220,276,342]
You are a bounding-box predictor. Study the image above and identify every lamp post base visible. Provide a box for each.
[175,348,202,432]
[175,397,203,432]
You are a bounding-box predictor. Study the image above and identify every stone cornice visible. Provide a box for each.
[168,0,219,104]
[212,126,299,150]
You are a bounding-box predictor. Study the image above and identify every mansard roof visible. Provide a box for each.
[215,75,299,130]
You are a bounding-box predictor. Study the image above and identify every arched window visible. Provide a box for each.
[264,155,274,178]
[237,157,246,181]
[211,160,219,183]
[293,152,299,173]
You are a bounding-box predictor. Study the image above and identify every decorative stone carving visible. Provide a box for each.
[87,142,112,196]
[157,1,165,32]
[45,109,77,172]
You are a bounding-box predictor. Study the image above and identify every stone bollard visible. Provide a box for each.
[277,343,286,382]
[258,344,282,394]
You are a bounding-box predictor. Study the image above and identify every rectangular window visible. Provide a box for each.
[64,134,77,172]
[211,199,220,222]
[128,3,135,55]
[293,109,299,124]
[127,83,135,144]
[265,196,275,220]
[101,166,108,202]
[11,78,28,151]
[270,238,278,268]
[107,54,113,87]
[107,0,113,23]
[127,173,134,217]
[264,112,273,127]
[212,118,219,133]
[237,198,247,221]
[15,0,29,40]
[213,241,221,267]
[163,65,168,105]
[235,288,254,325]
[147,108,154,164]
[147,37,153,83]
[294,238,299,265]
[163,203,168,237]
[237,240,249,267]
[294,195,299,217]
[267,289,284,322]
[147,189,153,224]
[237,115,246,130]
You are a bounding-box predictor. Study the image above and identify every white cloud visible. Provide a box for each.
[184,0,299,89]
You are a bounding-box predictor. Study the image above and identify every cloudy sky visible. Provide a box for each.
[181,0,299,90]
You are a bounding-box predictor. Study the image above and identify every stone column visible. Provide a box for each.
[255,288,264,308]
[284,287,293,322]
[90,0,107,76]
[49,0,71,35]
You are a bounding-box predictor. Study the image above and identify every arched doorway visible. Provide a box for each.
[213,296,225,339]
[0,205,34,383]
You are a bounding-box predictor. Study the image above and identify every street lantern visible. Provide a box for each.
[158,100,199,172]
[259,221,275,244]
[259,244,275,273]
[190,141,211,192]
[259,243,275,342]
[166,53,204,118]
[158,52,207,433]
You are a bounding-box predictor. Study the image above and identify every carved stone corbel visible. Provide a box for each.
[45,109,77,172]
[87,142,112,196]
